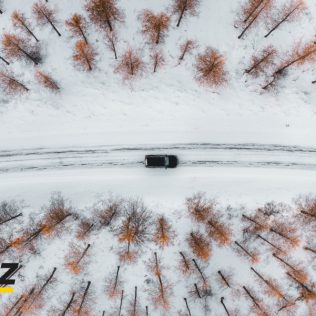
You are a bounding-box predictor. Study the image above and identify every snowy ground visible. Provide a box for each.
[0,0,316,149]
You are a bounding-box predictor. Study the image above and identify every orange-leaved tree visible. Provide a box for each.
[141,10,170,45]
[195,47,227,87]
[73,40,97,71]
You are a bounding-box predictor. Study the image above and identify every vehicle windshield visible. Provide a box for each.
[165,156,169,166]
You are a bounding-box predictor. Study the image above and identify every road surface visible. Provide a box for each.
[1,143,316,173]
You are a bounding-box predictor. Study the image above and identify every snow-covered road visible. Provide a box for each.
[1,143,316,173]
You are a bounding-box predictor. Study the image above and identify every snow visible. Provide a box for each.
[0,0,316,315]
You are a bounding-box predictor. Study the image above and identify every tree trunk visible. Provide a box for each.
[22,22,39,42]
[238,4,266,39]
[220,297,231,316]
[218,270,230,288]
[14,287,35,315]
[61,292,76,316]
[264,5,300,38]
[79,27,88,44]
[251,267,287,301]
[179,252,190,272]
[272,253,297,271]
[77,244,90,265]
[133,286,137,316]
[184,298,192,316]
[0,56,10,66]
[245,51,274,74]
[304,246,316,255]
[48,19,61,36]
[118,290,124,316]
[243,0,265,23]
[243,286,261,310]
[176,3,187,27]
[194,283,202,298]
[257,234,284,253]
[0,213,22,226]
[192,258,207,284]
[235,241,255,260]
[78,281,91,316]
[27,267,57,310]
[145,306,148,316]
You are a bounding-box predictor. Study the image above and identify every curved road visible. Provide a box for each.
[1,143,316,173]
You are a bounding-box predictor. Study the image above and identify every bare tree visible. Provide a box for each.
[105,266,123,299]
[35,70,60,91]
[0,200,23,226]
[172,0,200,27]
[141,10,170,45]
[65,243,91,274]
[179,251,193,275]
[11,10,39,42]
[245,45,277,76]
[195,47,227,87]
[264,0,306,38]
[95,196,123,229]
[273,253,308,283]
[206,215,232,246]
[73,40,97,71]
[114,48,145,80]
[178,39,197,63]
[85,0,124,32]
[105,30,118,60]
[76,218,95,240]
[263,41,316,89]
[65,14,89,44]
[186,193,214,223]
[32,1,61,36]
[150,49,165,73]
[251,267,287,300]
[0,71,29,95]
[238,0,273,39]
[116,199,152,262]
[234,241,259,263]
[2,33,41,65]
[147,252,172,311]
